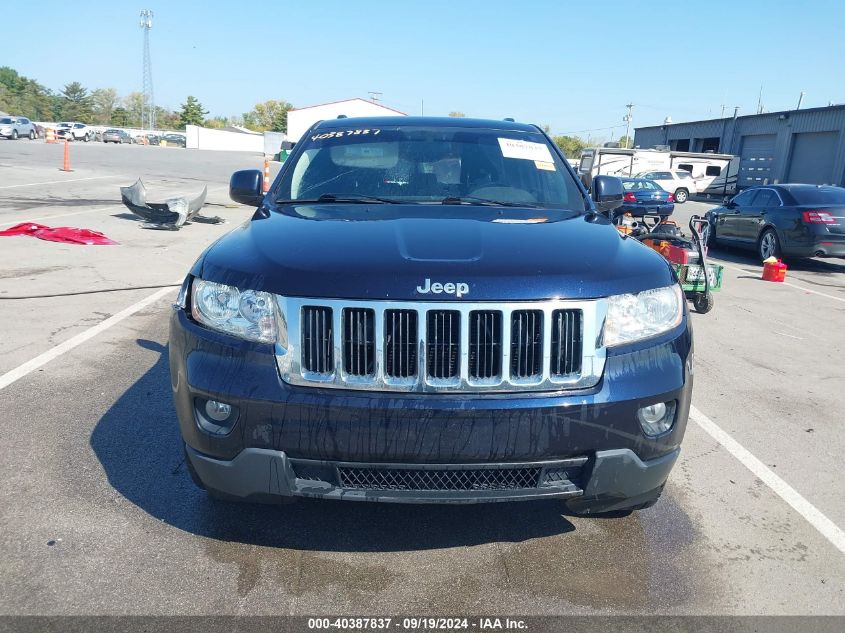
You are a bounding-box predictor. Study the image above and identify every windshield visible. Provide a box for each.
[276,125,586,211]
[789,187,845,205]
[0,118,13,124]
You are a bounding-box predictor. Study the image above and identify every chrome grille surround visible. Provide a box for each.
[274,297,607,393]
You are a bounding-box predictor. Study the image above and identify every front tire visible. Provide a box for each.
[84,133,90,142]
[758,228,781,261]
[29,130,35,140]
[11,130,18,140]
[674,188,688,203]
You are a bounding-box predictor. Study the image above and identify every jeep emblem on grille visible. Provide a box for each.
[416,278,469,298]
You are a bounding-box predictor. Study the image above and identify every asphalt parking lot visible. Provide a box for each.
[0,140,843,616]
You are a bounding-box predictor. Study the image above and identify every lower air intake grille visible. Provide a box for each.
[338,466,542,491]
[301,306,333,373]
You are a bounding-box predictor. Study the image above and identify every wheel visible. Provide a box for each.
[758,228,781,261]
[674,188,688,203]
[692,292,715,314]
[11,130,18,140]
[29,130,35,140]
[84,133,90,142]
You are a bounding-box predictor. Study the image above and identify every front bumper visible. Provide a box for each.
[186,444,679,506]
[171,304,692,506]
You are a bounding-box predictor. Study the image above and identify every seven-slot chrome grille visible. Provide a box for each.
[278,298,606,392]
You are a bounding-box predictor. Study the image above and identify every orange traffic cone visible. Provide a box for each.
[60,139,72,172]
[263,158,270,193]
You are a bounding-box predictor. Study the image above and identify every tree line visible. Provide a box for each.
[2,66,627,146]
[0,66,293,133]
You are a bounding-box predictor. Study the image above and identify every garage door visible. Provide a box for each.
[786,131,838,185]
[739,134,776,188]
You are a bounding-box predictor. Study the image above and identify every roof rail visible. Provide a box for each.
[503,117,515,122]
[337,114,347,119]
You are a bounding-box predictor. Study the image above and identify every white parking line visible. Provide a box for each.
[0,175,122,189]
[0,285,178,391]
[689,405,845,555]
[718,261,845,304]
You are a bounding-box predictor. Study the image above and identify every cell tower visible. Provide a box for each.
[140,9,155,131]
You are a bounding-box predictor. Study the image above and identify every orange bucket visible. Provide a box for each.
[762,258,787,282]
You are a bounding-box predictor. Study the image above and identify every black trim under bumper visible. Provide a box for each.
[185,444,680,506]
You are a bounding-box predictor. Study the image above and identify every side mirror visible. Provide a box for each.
[229,169,264,207]
[591,175,624,214]
[725,200,737,209]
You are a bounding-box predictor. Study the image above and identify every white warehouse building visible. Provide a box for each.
[286,98,407,143]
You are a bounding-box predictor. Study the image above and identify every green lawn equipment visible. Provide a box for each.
[618,214,723,314]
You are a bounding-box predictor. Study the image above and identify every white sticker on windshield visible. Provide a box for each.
[498,138,554,162]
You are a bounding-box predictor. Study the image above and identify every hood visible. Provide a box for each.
[199,204,675,301]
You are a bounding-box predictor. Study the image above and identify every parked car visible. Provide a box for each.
[171,116,692,516]
[133,133,160,145]
[0,116,36,140]
[702,184,845,261]
[56,122,92,141]
[102,129,131,144]
[636,170,697,203]
[162,133,186,147]
[618,178,674,219]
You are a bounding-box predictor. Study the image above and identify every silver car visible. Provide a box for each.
[0,116,36,140]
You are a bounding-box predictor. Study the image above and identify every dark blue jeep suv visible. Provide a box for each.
[169,117,693,515]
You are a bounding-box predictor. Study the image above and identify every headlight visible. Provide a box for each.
[190,279,279,343]
[603,285,683,347]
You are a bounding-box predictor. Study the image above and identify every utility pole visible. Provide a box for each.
[757,85,764,114]
[368,91,382,103]
[139,9,155,131]
[796,91,805,110]
[622,103,633,148]
[720,104,726,118]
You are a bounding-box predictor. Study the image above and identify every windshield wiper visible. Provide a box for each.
[441,196,542,208]
[275,193,401,204]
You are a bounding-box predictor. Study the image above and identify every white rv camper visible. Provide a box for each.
[578,147,739,197]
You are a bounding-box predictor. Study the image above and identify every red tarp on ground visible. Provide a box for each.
[0,222,118,245]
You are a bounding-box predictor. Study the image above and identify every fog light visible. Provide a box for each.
[194,398,238,436]
[205,400,232,422]
[637,401,676,436]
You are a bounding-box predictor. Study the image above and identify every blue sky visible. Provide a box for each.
[2,0,843,139]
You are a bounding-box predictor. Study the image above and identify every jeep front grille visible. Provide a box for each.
[343,308,375,377]
[301,306,333,374]
[427,310,460,379]
[277,298,605,392]
[385,309,417,378]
